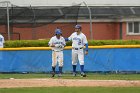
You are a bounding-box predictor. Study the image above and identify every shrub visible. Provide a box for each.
[4,40,140,48]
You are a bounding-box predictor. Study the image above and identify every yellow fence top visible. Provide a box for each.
[0,45,140,51]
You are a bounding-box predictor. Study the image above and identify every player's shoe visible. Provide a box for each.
[58,73,62,77]
[51,72,55,77]
[72,72,76,77]
[81,72,86,77]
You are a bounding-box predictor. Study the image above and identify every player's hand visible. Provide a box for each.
[85,50,88,55]
[58,45,64,48]
[55,44,60,48]
[55,44,64,48]
[50,44,55,47]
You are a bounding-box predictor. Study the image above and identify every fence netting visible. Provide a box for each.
[0,3,81,40]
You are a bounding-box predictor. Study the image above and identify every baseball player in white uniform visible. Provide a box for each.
[0,33,4,60]
[48,29,66,77]
[65,24,88,77]
[0,33,4,48]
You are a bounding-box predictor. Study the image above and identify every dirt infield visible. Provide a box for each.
[0,79,140,88]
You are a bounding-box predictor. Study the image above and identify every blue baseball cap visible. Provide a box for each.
[75,24,81,29]
[55,29,62,35]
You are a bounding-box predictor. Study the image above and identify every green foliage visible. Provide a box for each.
[4,40,49,48]
[4,40,140,48]
[88,40,140,46]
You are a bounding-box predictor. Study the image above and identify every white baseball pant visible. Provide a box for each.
[52,51,63,67]
[72,48,84,65]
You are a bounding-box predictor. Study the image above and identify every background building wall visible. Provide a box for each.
[11,22,121,40]
[122,23,140,40]
[1,22,140,40]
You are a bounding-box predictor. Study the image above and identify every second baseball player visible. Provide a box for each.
[65,24,88,77]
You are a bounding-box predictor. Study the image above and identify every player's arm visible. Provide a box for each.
[83,35,88,55]
[85,43,88,51]
[63,38,66,47]
[65,33,73,41]
[58,37,66,48]
[84,43,88,55]
[48,44,55,47]
[1,36,5,47]
[65,38,69,41]
[65,37,71,41]
[48,37,55,47]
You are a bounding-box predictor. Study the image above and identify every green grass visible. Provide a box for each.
[0,87,140,93]
[0,73,140,80]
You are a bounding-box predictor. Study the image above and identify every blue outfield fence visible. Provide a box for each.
[0,46,140,72]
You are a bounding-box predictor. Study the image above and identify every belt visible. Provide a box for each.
[72,47,83,50]
[53,50,62,52]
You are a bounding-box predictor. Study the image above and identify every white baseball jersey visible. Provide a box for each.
[68,32,88,65]
[49,36,66,51]
[0,34,4,48]
[68,32,88,48]
[49,36,65,67]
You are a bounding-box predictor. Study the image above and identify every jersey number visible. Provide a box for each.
[78,40,81,45]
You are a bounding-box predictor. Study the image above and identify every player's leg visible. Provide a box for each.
[58,51,63,76]
[78,49,86,77]
[51,51,57,77]
[72,49,78,76]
